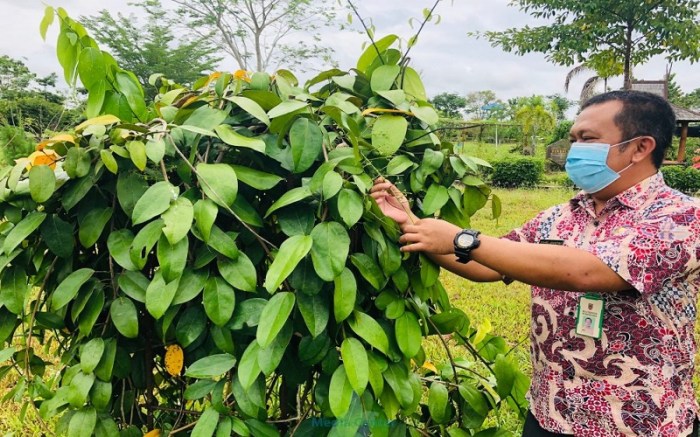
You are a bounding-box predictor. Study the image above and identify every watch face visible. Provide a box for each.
[456,233,474,248]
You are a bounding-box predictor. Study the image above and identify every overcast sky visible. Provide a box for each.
[2,0,699,106]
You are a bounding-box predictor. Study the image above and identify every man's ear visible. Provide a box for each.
[632,136,656,163]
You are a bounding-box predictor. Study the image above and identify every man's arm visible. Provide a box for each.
[400,219,631,293]
[425,253,504,283]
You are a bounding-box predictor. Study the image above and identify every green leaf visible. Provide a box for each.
[350,253,384,290]
[126,140,147,171]
[372,115,407,156]
[78,291,104,335]
[41,215,74,259]
[400,66,426,100]
[185,354,237,379]
[322,171,343,200]
[184,379,217,401]
[410,104,439,125]
[289,118,323,173]
[310,222,349,282]
[132,181,177,225]
[348,311,389,355]
[256,292,295,348]
[176,306,207,348]
[340,338,369,395]
[214,125,266,153]
[68,407,97,437]
[395,312,422,358]
[157,233,188,283]
[172,269,208,305]
[196,163,238,208]
[227,96,270,125]
[386,155,414,175]
[237,341,261,390]
[80,338,104,374]
[329,365,353,418]
[110,297,138,338]
[0,266,28,314]
[230,165,283,190]
[357,34,398,73]
[40,6,54,40]
[494,354,516,398]
[297,293,329,338]
[371,65,400,92]
[77,47,106,90]
[206,225,239,260]
[337,189,363,228]
[162,197,193,245]
[115,71,147,121]
[79,208,112,248]
[3,212,46,255]
[428,382,450,424]
[193,199,218,242]
[492,193,502,219]
[28,165,56,203]
[51,268,94,310]
[264,186,312,218]
[268,100,308,118]
[146,138,166,163]
[263,235,312,293]
[192,408,219,437]
[458,383,490,417]
[203,277,236,327]
[422,184,449,215]
[145,272,179,320]
[129,219,163,270]
[117,271,148,303]
[218,253,257,293]
[258,322,292,376]
[333,268,356,323]
[117,172,148,217]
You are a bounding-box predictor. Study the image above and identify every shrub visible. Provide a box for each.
[0,124,35,168]
[661,165,700,195]
[0,7,529,436]
[490,158,544,188]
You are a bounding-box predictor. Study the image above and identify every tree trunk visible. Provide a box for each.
[623,23,633,90]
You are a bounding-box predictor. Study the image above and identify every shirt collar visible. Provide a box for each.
[570,172,665,212]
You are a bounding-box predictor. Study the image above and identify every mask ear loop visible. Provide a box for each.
[613,136,644,175]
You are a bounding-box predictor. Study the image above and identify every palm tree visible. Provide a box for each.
[564,60,623,103]
[514,97,556,155]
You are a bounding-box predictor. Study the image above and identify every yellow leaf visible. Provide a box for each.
[75,114,121,132]
[49,133,75,144]
[144,430,161,437]
[234,69,251,82]
[206,71,222,85]
[421,361,438,373]
[164,344,184,376]
[26,149,61,171]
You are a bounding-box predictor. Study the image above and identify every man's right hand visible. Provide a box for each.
[370,178,417,226]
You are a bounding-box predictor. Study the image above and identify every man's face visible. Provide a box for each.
[569,100,632,173]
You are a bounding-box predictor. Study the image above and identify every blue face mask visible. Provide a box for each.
[565,137,639,193]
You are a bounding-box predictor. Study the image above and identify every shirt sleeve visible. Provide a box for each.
[501,206,560,244]
[592,211,699,295]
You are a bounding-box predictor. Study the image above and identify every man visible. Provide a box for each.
[371,91,700,436]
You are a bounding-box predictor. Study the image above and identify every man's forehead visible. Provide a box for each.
[571,101,622,134]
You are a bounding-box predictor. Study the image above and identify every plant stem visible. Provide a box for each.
[347,1,385,66]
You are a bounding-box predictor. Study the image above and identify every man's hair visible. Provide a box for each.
[581,90,676,168]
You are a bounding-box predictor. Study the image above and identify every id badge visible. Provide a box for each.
[575,294,604,339]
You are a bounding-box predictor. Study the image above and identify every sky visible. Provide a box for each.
[1,0,699,106]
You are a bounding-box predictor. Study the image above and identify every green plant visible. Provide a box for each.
[0,6,529,436]
[0,125,36,168]
[490,158,544,188]
[660,165,700,195]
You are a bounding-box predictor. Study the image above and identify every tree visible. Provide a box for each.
[482,0,700,90]
[668,73,700,110]
[431,92,467,118]
[171,0,344,72]
[464,90,497,120]
[513,95,556,154]
[82,0,221,97]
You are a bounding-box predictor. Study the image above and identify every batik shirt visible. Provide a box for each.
[504,172,700,436]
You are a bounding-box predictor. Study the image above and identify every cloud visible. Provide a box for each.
[2,0,699,107]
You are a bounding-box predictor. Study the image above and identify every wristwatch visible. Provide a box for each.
[454,229,481,263]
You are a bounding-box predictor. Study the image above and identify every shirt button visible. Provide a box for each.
[568,311,575,316]
[593,220,600,227]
